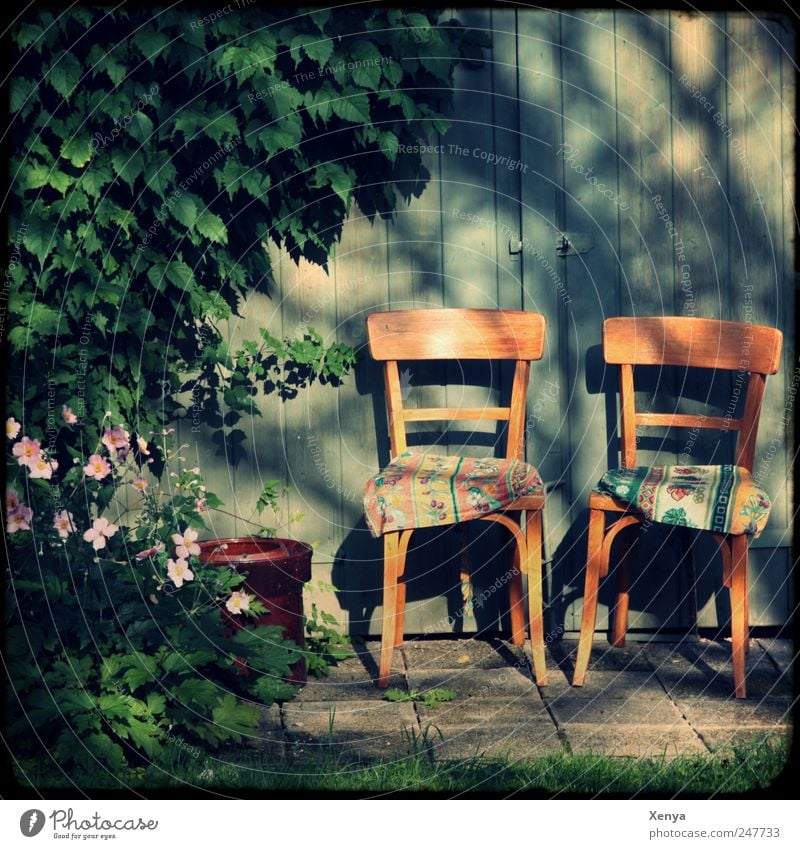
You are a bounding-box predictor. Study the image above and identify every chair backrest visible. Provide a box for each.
[366,308,546,461]
[603,316,783,470]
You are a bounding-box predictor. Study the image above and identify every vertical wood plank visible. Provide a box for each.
[334,210,390,635]
[669,10,732,462]
[384,132,446,637]
[559,10,621,632]
[279,251,343,566]
[724,13,792,626]
[517,8,569,629]
[614,10,682,470]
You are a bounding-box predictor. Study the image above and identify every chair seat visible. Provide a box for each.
[364,452,543,537]
[595,464,771,537]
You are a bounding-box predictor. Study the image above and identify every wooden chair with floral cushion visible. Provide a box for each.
[364,308,549,689]
[572,316,782,698]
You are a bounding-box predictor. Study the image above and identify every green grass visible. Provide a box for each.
[13,731,790,796]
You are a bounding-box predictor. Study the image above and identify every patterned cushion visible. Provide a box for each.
[596,465,772,537]
[364,452,543,538]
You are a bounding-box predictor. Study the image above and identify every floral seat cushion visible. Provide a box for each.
[364,452,543,538]
[596,465,772,537]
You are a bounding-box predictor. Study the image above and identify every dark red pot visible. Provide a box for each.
[198,537,312,683]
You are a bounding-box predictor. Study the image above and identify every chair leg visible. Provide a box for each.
[394,579,407,648]
[729,535,749,699]
[508,533,526,647]
[573,508,606,687]
[610,525,636,648]
[525,510,547,686]
[392,529,412,647]
[378,532,401,688]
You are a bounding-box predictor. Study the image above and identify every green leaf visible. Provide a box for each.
[383,59,403,85]
[49,53,82,99]
[125,716,163,757]
[171,192,198,227]
[80,160,113,197]
[166,260,195,291]
[128,111,154,144]
[143,153,177,197]
[331,93,371,125]
[132,28,169,62]
[250,676,299,703]
[61,689,97,713]
[60,135,94,168]
[111,149,144,188]
[48,170,72,194]
[211,693,260,737]
[303,36,333,68]
[84,733,126,772]
[14,23,44,50]
[146,692,166,715]
[123,655,159,690]
[21,161,50,190]
[172,678,218,707]
[10,77,35,112]
[22,217,56,265]
[99,692,132,719]
[195,209,228,245]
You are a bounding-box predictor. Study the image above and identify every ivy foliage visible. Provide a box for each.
[7,6,488,455]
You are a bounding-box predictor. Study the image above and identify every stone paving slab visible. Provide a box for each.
[283,699,418,760]
[259,639,793,764]
[547,693,688,727]
[557,639,652,673]
[673,696,794,728]
[296,670,406,702]
[430,721,564,760]
[561,723,707,759]
[403,637,526,672]
[646,642,794,699]
[339,640,405,675]
[407,665,537,698]
[757,638,795,679]
[696,727,793,752]
[416,694,550,727]
[543,668,666,700]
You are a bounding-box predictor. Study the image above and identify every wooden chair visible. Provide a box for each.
[572,317,783,698]
[365,308,549,688]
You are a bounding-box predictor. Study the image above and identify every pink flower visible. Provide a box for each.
[167,558,195,588]
[62,405,78,425]
[12,436,42,468]
[225,591,251,615]
[7,504,33,533]
[84,454,111,480]
[101,425,130,453]
[83,516,118,551]
[195,497,208,512]
[131,476,148,492]
[135,542,165,561]
[136,436,150,456]
[53,510,75,539]
[171,527,200,557]
[6,418,21,440]
[29,455,58,480]
[6,488,20,510]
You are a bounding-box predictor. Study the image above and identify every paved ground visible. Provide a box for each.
[252,637,794,763]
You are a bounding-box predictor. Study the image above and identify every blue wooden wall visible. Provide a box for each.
[187,9,795,635]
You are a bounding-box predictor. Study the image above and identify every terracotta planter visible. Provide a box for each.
[197,537,312,683]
